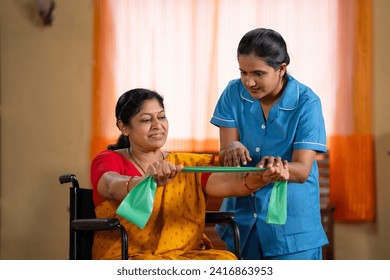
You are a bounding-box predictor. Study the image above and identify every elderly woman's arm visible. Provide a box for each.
[97,162,184,202]
[97,172,145,201]
[204,159,289,197]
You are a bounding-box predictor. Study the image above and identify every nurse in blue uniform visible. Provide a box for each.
[210,28,328,260]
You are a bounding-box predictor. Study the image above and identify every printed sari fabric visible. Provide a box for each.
[92,152,236,260]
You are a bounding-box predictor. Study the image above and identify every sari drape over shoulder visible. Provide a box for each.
[91,152,236,260]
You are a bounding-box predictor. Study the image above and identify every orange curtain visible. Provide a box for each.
[90,0,339,155]
[329,0,375,221]
[90,0,117,159]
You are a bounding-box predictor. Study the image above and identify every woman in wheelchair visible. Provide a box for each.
[90,88,289,260]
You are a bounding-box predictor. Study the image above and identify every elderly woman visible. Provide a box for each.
[90,88,288,260]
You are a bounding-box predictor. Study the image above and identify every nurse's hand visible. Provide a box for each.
[223,141,252,166]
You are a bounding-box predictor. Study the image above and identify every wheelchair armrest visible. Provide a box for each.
[205,211,241,260]
[205,211,235,223]
[71,218,129,260]
[71,218,121,231]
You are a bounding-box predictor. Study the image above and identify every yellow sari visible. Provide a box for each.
[92,152,236,260]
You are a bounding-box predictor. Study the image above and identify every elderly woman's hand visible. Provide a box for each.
[146,161,184,186]
[256,156,289,183]
[223,141,252,166]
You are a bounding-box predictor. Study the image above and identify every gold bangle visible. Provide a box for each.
[242,172,256,191]
[125,176,135,193]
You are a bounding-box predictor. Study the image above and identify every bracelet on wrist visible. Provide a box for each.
[242,172,257,191]
[125,176,135,193]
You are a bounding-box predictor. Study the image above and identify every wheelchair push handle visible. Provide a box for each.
[59,174,79,189]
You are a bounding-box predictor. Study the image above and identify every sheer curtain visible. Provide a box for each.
[91,0,374,221]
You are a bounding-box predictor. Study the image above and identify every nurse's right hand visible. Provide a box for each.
[223,141,252,167]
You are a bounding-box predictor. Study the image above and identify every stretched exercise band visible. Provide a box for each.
[116,166,287,229]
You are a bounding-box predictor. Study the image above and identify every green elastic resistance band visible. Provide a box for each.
[116,175,157,229]
[182,166,265,172]
[116,166,287,228]
[265,180,288,225]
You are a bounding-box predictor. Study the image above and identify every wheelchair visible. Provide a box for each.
[59,173,241,260]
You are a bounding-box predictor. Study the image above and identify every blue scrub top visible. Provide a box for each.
[210,74,328,257]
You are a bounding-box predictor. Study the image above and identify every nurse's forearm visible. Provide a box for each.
[284,161,311,183]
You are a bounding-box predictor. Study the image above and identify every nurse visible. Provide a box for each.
[210,28,328,260]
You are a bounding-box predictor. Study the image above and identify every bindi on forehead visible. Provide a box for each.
[140,109,165,116]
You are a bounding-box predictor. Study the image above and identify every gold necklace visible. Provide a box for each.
[128,148,147,175]
[127,148,165,175]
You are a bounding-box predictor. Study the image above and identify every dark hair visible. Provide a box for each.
[237,28,290,70]
[107,88,165,150]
